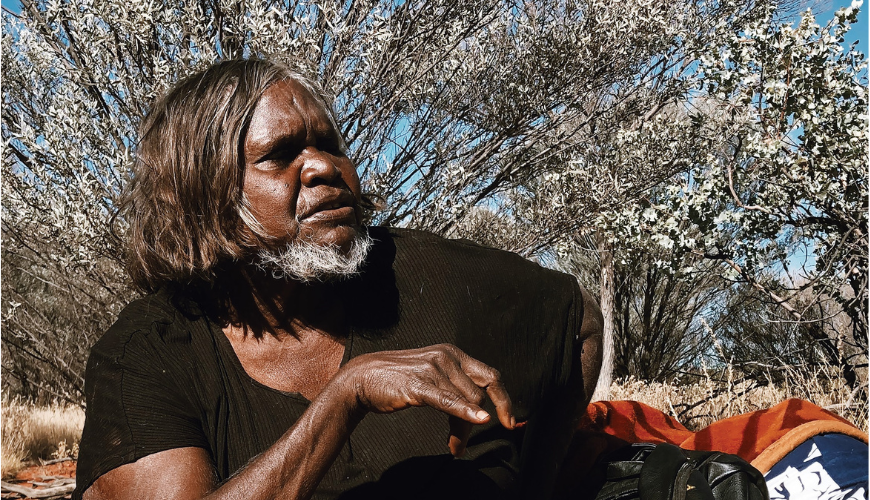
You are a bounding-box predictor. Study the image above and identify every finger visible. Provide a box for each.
[448,415,474,457]
[417,386,490,424]
[452,352,516,430]
[438,362,486,407]
[485,380,515,430]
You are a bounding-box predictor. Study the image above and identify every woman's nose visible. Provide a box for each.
[299,148,341,186]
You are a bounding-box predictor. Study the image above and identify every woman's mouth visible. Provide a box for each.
[301,205,356,223]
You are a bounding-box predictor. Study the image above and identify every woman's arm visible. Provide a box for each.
[83,344,515,500]
[577,284,604,411]
[518,281,604,500]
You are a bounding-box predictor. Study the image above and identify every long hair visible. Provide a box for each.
[121,59,338,293]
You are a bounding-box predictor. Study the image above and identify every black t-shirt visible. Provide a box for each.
[74,227,585,499]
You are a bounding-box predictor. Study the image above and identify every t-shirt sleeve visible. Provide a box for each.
[74,318,209,498]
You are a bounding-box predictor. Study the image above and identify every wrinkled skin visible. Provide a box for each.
[240,79,362,253]
[84,79,602,500]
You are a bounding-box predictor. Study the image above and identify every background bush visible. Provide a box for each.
[2,0,866,428]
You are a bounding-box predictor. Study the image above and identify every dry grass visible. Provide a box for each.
[609,363,868,432]
[1,398,84,478]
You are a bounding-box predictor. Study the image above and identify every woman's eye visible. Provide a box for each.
[261,146,300,165]
[318,136,344,155]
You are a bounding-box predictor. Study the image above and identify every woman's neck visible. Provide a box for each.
[219,265,350,340]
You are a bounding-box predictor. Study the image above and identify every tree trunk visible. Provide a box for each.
[592,233,616,401]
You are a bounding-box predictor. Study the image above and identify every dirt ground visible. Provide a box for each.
[1,460,76,500]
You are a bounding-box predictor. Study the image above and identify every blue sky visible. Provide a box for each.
[2,0,867,35]
[2,0,860,275]
[2,0,864,83]
[2,0,864,54]
[816,0,867,47]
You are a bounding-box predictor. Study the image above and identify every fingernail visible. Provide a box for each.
[510,416,516,428]
[475,410,489,420]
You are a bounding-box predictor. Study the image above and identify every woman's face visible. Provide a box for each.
[241,79,362,254]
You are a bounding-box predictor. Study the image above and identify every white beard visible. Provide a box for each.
[254,228,373,283]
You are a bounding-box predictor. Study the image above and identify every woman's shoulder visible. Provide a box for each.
[371,226,577,300]
[91,288,211,361]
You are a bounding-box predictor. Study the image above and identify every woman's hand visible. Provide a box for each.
[84,344,516,500]
[327,343,516,457]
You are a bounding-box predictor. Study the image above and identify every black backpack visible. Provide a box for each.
[590,443,770,500]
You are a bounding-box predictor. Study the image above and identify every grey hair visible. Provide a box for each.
[255,228,374,283]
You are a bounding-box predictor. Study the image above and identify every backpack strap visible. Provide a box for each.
[590,443,654,500]
[691,450,768,500]
[639,443,714,500]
